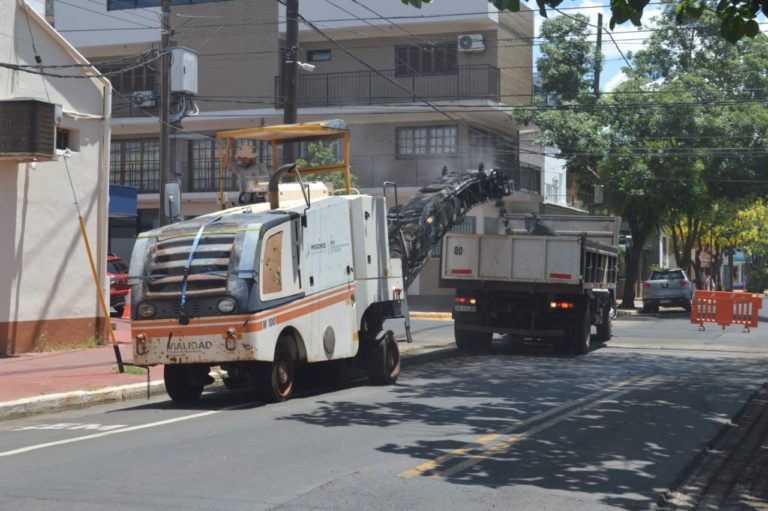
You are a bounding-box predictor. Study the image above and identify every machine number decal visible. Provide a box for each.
[262,316,277,330]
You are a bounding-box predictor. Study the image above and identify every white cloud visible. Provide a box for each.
[604,70,629,91]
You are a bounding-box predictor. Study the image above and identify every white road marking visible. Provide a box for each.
[14,423,127,432]
[0,404,247,458]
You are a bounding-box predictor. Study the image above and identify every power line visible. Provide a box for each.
[276,0,473,132]
[0,51,167,79]
[56,0,158,29]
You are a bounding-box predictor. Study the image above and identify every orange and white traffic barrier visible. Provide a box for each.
[691,290,762,332]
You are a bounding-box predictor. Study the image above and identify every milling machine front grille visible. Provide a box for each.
[147,234,235,297]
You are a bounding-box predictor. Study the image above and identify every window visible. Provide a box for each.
[307,49,331,62]
[395,42,457,77]
[96,61,156,96]
[56,128,72,151]
[110,139,160,192]
[396,126,457,158]
[189,139,239,192]
[262,232,284,295]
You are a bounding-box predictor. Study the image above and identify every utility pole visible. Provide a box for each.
[589,13,604,214]
[594,13,603,99]
[283,0,299,166]
[283,0,299,125]
[159,0,171,226]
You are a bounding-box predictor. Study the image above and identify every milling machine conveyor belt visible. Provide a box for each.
[388,168,508,288]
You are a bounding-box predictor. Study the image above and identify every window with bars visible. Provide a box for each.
[189,139,239,192]
[97,61,156,96]
[110,139,160,192]
[396,125,457,158]
[395,42,457,77]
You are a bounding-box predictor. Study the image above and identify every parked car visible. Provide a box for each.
[642,269,694,313]
[107,253,129,317]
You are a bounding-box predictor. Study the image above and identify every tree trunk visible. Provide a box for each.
[725,248,735,291]
[694,247,703,289]
[620,224,649,309]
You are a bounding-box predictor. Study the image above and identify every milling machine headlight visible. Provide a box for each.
[137,303,156,318]
[217,298,236,313]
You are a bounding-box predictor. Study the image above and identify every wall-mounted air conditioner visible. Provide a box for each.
[458,34,485,53]
[131,90,157,108]
[0,99,61,161]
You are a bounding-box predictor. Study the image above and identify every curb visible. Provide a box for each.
[0,381,167,421]
[0,345,458,422]
[410,311,452,320]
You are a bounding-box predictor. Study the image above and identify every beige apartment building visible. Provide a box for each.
[52,0,541,301]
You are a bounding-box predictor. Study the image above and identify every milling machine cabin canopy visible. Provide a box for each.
[216,119,351,206]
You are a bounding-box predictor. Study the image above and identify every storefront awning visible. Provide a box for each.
[109,185,138,217]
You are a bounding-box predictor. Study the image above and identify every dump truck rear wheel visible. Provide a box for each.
[569,309,591,355]
[164,364,204,402]
[455,325,492,353]
[366,330,400,385]
[595,304,612,343]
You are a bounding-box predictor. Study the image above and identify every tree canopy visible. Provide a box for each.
[400,0,766,42]
[509,7,768,301]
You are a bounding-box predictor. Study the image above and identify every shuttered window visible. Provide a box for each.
[395,42,457,77]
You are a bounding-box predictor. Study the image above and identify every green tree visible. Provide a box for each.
[400,0,765,43]
[512,15,605,207]
[627,8,768,284]
[295,141,359,193]
[537,14,594,102]
[513,7,768,306]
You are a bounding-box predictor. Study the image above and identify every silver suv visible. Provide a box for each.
[642,269,694,313]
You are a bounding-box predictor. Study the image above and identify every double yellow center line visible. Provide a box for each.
[399,374,660,480]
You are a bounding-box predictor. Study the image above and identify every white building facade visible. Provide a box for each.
[0,0,111,353]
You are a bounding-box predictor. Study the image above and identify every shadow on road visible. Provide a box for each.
[276,350,768,510]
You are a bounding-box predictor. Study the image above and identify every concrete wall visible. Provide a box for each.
[289,0,497,34]
[349,120,480,189]
[497,9,533,106]
[172,0,279,113]
[53,0,160,55]
[0,0,110,354]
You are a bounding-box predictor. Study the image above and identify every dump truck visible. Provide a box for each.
[440,206,620,355]
[128,120,507,402]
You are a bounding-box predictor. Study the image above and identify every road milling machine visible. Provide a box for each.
[128,120,507,402]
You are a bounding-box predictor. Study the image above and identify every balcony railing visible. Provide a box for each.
[112,90,159,118]
[504,163,542,195]
[275,65,501,108]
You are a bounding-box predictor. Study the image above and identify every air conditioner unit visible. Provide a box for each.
[0,99,61,161]
[131,90,156,108]
[458,34,485,52]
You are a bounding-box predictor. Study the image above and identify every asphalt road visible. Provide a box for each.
[1,313,767,511]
